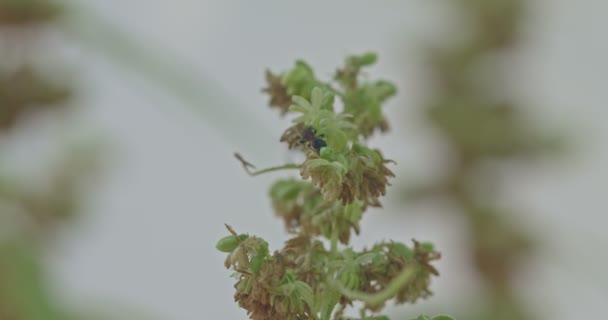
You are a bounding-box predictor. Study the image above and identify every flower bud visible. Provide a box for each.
[215,234,248,253]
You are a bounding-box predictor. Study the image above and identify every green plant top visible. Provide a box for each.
[217,53,443,320]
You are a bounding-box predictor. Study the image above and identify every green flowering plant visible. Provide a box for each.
[218,53,452,320]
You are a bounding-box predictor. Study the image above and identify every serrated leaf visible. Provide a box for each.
[311,87,323,108]
[292,96,312,110]
[289,104,310,114]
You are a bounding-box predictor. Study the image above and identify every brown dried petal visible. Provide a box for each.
[338,152,395,205]
[280,123,305,149]
[262,70,292,115]
[234,254,314,320]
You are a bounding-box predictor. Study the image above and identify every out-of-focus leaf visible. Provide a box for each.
[0,241,64,320]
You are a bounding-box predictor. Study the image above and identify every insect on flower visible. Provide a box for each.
[299,126,327,153]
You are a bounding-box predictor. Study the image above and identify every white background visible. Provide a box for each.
[34,1,608,319]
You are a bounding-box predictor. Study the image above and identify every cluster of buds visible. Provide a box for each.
[218,54,443,320]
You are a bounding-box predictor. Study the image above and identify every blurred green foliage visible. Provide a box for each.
[0,0,101,319]
[401,0,564,319]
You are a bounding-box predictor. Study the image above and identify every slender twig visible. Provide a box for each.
[234,153,300,176]
[224,224,238,237]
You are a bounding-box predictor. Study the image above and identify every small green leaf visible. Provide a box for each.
[392,242,414,260]
[319,146,347,166]
[311,87,323,109]
[270,179,303,200]
[250,249,267,273]
[356,52,378,66]
[327,130,348,151]
[289,104,310,114]
[420,242,435,252]
[250,254,265,274]
[215,234,248,253]
[373,80,397,101]
[0,242,64,320]
[352,143,382,164]
[292,95,312,110]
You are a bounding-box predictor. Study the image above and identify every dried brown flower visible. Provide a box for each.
[359,241,440,312]
[262,70,292,115]
[280,123,306,149]
[339,148,395,205]
[234,252,316,320]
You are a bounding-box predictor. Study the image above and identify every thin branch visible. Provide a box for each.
[224,223,238,237]
[234,153,300,176]
[336,266,416,307]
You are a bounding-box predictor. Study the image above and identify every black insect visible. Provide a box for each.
[300,126,327,153]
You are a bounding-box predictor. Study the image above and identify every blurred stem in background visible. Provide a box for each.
[400,0,563,319]
[0,0,270,318]
[58,2,274,155]
[0,0,102,319]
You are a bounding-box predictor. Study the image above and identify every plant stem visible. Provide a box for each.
[330,220,338,254]
[319,221,340,320]
[337,265,416,307]
[245,164,300,176]
[234,153,300,176]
